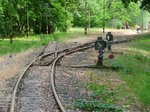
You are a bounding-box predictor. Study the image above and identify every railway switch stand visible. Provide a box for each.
[106,32,113,52]
[95,37,106,65]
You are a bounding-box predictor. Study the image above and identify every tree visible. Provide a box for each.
[0,0,19,43]
[0,0,149,38]
[0,0,72,37]
[122,0,150,11]
[73,0,101,34]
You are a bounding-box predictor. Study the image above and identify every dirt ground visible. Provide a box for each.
[0,49,41,91]
[0,50,31,89]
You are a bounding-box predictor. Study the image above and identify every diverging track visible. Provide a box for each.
[9,41,95,112]
[9,37,136,112]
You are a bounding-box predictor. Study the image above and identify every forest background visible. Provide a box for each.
[0,0,150,40]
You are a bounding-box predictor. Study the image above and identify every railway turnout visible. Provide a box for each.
[0,34,136,112]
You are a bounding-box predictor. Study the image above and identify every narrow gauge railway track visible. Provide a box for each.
[51,44,95,112]
[9,41,95,112]
[9,37,136,112]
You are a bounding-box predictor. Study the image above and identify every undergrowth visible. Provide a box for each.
[74,83,123,112]
[74,99,122,112]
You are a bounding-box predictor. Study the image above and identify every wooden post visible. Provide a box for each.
[84,0,87,35]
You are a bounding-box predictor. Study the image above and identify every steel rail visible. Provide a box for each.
[41,41,95,58]
[9,42,94,112]
[10,57,38,112]
[9,53,55,112]
[9,43,51,112]
[9,44,56,112]
[50,38,136,112]
[50,44,94,112]
[9,38,134,112]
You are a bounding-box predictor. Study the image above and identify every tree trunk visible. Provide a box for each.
[48,26,55,34]
[34,19,41,34]
[84,27,88,35]
[64,0,68,32]
[84,0,88,35]
[88,10,91,32]
[46,16,49,34]
[26,5,29,37]
[10,33,13,44]
[41,20,46,34]
[103,0,106,34]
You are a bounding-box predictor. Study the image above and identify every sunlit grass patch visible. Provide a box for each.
[111,34,150,106]
[0,29,84,55]
[112,53,150,104]
[0,39,40,55]
[129,33,150,52]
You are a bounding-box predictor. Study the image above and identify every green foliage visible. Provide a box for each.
[74,77,124,111]
[0,0,76,37]
[127,2,141,26]
[0,0,150,37]
[74,83,122,111]
[86,83,115,103]
[111,35,150,105]
[74,99,122,112]
[73,0,149,29]
[122,0,150,11]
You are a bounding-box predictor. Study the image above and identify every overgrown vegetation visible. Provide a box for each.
[74,99,122,112]
[74,83,123,112]
[74,70,125,112]
[111,34,150,105]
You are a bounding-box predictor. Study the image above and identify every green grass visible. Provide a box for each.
[74,83,123,112]
[0,28,85,55]
[130,34,150,52]
[112,34,150,105]
[0,39,40,55]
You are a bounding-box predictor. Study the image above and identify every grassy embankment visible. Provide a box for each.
[0,28,88,55]
[74,34,150,111]
[112,34,150,105]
